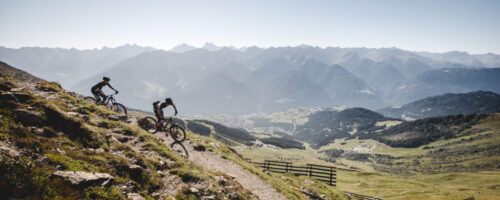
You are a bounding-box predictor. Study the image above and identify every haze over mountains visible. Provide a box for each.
[1,43,500,114]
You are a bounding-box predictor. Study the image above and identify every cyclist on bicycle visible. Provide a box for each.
[91,76,118,104]
[153,97,178,128]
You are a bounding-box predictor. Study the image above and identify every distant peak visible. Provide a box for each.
[202,42,222,52]
[170,43,196,53]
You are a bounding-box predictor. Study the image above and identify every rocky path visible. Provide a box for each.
[154,130,288,200]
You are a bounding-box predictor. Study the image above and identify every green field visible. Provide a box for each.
[237,114,500,199]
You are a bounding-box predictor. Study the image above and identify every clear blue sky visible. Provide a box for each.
[1,0,499,54]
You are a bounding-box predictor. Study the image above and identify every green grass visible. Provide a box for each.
[337,170,500,200]
[237,114,500,199]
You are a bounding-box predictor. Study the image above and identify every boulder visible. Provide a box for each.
[52,171,114,188]
[14,109,43,126]
[127,193,145,200]
[81,114,90,122]
[30,127,44,135]
[0,82,12,91]
[189,187,200,194]
[228,192,239,200]
[127,164,144,181]
[193,143,206,151]
[203,195,216,200]
[215,176,227,186]
[108,115,128,121]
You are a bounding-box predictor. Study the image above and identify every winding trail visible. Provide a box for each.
[156,132,288,200]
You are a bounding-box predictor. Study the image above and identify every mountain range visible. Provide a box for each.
[1,44,500,114]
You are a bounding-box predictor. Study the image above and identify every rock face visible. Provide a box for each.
[52,171,114,188]
[14,109,43,126]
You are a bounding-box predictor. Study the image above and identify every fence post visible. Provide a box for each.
[329,167,333,186]
[286,162,289,173]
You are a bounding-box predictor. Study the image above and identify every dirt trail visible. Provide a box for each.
[154,131,288,200]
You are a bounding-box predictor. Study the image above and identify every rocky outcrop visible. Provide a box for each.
[52,171,114,188]
[127,164,145,181]
[0,82,13,91]
[14,109,43,126]
[0,93,19,102]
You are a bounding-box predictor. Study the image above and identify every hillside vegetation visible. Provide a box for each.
[359,113,489,147]
[294,108,399,148]
[379,91,500,119]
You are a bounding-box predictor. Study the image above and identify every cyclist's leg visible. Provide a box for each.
[98,90,106,104]
[155,111,164,130]
[91,90,101,104]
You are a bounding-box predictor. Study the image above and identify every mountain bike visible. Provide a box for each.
[139,116,186,142]
[84,92,127,115]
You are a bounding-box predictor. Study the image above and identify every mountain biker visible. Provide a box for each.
[91,77,118,104]
[153,98,178,129]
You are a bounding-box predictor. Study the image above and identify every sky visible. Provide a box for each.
[0,0,499,54]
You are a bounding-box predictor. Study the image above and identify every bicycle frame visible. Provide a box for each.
[99,95,116,106]
[158,116,174,129]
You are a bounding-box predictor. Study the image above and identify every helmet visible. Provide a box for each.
[103,76,110,81]
[165,98,173,104]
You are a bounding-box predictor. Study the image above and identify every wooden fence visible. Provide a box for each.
[249,159,336,186]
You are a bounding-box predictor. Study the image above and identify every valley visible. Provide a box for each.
[185,95,500,199]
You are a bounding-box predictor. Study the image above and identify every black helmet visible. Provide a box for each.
[103,76,110,81]
[165,98,173,104]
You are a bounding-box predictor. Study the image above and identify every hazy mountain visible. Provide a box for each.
[169,43,196,53]
[307,64,384,109]
[0,44,155,88]
[260,70,331,112]
[386,68,500,106]
[72,49,236,112]
[417,51,487,68]
[379,91,500,120]
[336,53,406,94]
[6,44,498,115]
[202,42,222,52]
[179,73,257,114]
[474,53,500,68]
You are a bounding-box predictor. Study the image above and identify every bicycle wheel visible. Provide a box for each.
[111,103,128,115]
[170,124,186,142]
[84,96,96,104]
[139,117,158,133]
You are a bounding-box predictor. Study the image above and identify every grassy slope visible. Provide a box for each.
[0,76,256,199]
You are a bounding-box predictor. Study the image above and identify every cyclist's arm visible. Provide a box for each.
[107,83,118,92]
[172,104,178,115]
